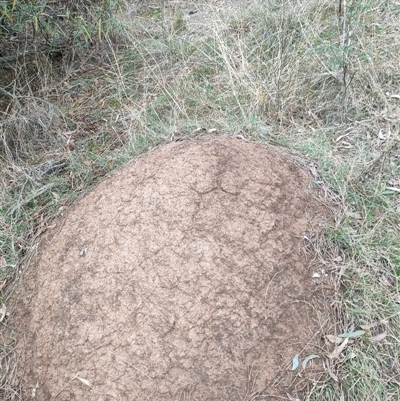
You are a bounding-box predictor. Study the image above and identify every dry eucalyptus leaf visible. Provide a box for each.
[62,130,76,138]
[66,137,75,151]
[335,133,350,142]
[338,140,353,149]
[302,354,320,369]
[326,335,343,344]
[31,381,39,398]
[379,275,392,287]
[328,337,349,359]
[327,369,338,382]
[286,393,301,401]
[378,130,388,140]
[338,330,365,339]
[291,354,299,371]
[0,256,5,266]
[386,187,400,193]
[374,207,383,219]
[323,360,338,382]
[346,211,362,220]
[348,351,357,359]
[77,377,93,388]
[0,304,6,322]
[371,332,387,342]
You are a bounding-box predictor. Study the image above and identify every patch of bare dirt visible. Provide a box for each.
[11,138,331,400]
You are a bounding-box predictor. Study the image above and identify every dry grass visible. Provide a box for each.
[1,0,400,399]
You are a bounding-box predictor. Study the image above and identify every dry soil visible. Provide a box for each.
[11,138,330,400]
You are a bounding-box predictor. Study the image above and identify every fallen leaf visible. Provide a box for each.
[0,304,6,322]
[379,274,392,287]
[390,94,400,99]
[386,186,400,193]
[286,393,301,401]
[66,137,75,151]
[312,272,321,278]
[335,133,351,142]
[31,381,39,398]
[348,350,357,359]
[291,354,299,371]
[77,377,93,388]
[191,127,206,135]
[302,354,320,369]
[338,330,365,338]
[326,335,343,344]
[338,140,353,149]
[323,359,338,382]
[0,279,6,291]
[374,207,383,219]
[332,256,343,263]
[371,332,387,342]
[328,337,349,359]
[62,130,76,138]
[346,211,362,220]
[0,256,5,266]
[327,368,338,382]
[378,130,388,140]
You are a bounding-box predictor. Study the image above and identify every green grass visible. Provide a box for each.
[1,0,399,399]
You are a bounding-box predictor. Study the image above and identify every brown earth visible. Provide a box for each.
[11,138,330,401]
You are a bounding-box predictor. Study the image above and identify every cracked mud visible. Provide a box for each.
[11,139,329,400]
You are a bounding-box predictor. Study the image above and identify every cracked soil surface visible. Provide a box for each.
[11,138,329,400]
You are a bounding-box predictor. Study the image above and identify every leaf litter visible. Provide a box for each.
[291,354,299,371]
[302,355,320,369]
[328,337,349,359]
[338,330,365,338]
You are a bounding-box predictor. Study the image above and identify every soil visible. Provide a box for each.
[11,138,330,401]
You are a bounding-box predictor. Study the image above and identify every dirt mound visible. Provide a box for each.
[11,139,329,400]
